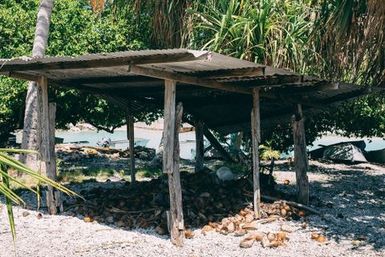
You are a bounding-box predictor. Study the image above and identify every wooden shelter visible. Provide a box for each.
[0,49,372,246]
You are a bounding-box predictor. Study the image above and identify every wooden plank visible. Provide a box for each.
[129,65,251,94]
[195,120,204,172]
[167,102,185,246]
[127,110,136,184]
[292,104,309,205]
[251,88,261,218]
[163,80,176,174]
[0,51,209,72]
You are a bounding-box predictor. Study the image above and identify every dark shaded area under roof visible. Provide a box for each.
[0,49,371,134]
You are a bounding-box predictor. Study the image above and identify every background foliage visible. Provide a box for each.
[0,0,153,144]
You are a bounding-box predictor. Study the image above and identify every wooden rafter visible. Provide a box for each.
[180,66,265,79]
[129,65,251,94]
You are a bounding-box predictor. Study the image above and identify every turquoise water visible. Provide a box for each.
[56,128,196,160]
[56,129,385,160]
[311,135,385,151]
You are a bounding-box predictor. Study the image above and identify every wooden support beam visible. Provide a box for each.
[292,104,309,205]
[0,50,209,72]
[46,103,63,213]
[129,65,251,94]
[5,71,41,81]
[251,88,261,218]
[202,125,236,163]
[195,120,204,172]
[163,80,176,174]
[163,80,184,246]
[39,77,61,214]
[59,75,161,86]
[127,109,136,184]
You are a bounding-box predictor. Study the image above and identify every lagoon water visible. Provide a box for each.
[56,127,197,160]
[56,127,385,160]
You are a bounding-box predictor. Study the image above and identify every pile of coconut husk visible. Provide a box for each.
[63,167,317,247]
[200,200,309,248]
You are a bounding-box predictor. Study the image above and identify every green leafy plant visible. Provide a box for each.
[259,144,280,161]
[0,148,78,240]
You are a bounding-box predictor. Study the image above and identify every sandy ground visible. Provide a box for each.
[1,160,385,257]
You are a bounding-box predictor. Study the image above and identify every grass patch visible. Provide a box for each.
[136,166,162,179]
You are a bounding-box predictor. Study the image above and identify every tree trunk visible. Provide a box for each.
[21,0,54,169]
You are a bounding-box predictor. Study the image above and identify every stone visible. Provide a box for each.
[215,167,234,182]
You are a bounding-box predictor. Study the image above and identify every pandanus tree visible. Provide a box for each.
[314,0,385,86]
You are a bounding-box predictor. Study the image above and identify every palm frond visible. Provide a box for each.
[0,149,82,241]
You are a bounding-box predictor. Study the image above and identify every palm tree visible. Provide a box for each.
[21,0,55,169]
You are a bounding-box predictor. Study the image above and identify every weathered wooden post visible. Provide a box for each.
[39,77,61,214]
[195,120,204,172]
[163,80,184,246]
[251,88,261,218]
[127,109,136,184]
[292,104,309,205]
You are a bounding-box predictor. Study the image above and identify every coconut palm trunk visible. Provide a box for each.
[21,0,54,170]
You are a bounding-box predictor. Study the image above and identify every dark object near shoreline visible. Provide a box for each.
[310,140,367,163]
[365,148,385,163]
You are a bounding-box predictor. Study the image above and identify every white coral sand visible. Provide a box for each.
[0,161,384,257]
